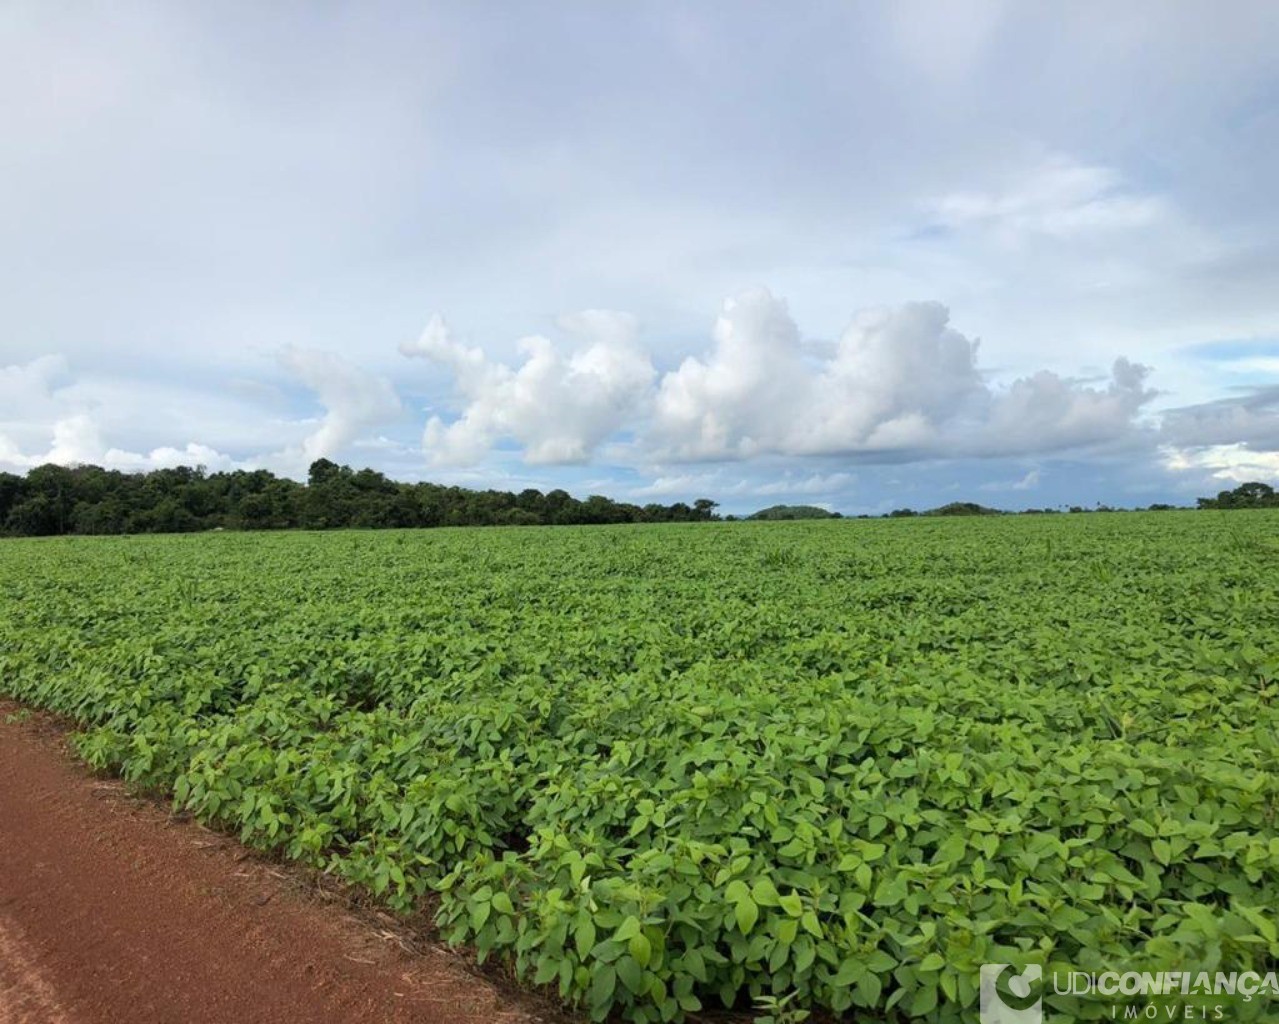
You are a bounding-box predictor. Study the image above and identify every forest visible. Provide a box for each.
[0,459,719,536]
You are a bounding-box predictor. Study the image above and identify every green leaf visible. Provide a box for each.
[533,957,559,985]
[615,915,642,942]
[909,980,939,1016]
[616,954,645,995]
[590,963,617,1009]
[779,892,804,917]
[833,959,864,986]
[575,917,597,960]
[752,877,781,906]
[856,970,883,1007]
[628,932,652,968]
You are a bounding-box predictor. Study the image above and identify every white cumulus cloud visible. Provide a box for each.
[973,357,1155,456]
[276,346,403,468]
[401,311,655,465]
[1162,443,1279,485]
[0,347,403,477]
[0,404,246,474]
[649,289,1153,462]
[410,289,1160,469]
[652,289,813,460]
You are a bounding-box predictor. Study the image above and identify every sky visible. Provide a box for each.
[3,1,1279,515]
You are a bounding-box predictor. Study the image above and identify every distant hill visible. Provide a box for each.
[748,504,841,520]
[887,502,1004,518]
[925,501,1002,517]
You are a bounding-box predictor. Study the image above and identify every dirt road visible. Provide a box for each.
[0,708,541,1024]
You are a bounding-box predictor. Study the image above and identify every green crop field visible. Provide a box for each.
[3,513,1278,1022]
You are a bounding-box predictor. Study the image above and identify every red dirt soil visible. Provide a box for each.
[0,708,542,1024]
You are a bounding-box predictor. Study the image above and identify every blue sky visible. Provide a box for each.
[3,1,1279,513]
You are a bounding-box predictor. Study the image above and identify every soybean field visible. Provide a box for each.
[2,512,1278,1022]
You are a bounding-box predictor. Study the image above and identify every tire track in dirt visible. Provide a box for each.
[0,709,545,1024]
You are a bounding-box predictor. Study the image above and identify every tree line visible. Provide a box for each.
[0,462,1274,537]
[0,459,719,537]
[1196,481,1279,510]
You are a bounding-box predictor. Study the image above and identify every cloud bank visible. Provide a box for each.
[0,347,400,477]
[408,289,1158,467]
[2,287,1274,513]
